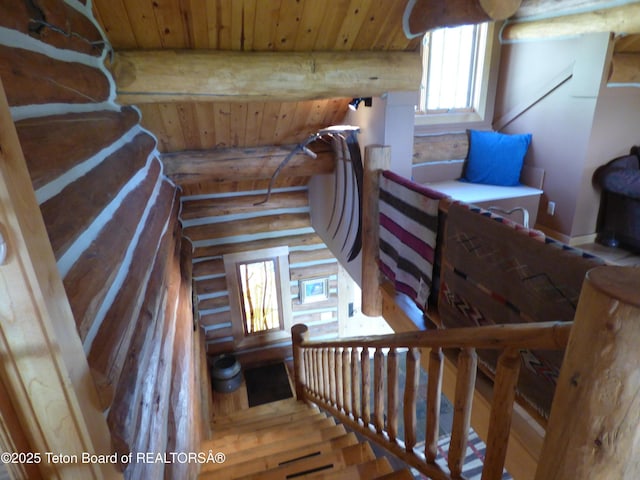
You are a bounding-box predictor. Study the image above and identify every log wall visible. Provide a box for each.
[183,186,340,363]
[0,2,205,479]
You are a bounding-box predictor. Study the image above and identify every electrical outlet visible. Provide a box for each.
[547,201,556,216]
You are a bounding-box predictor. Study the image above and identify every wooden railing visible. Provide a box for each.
[291,321,571,480]
[293,266,640,480]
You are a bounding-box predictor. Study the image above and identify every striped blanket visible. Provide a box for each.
[378,170,447,311]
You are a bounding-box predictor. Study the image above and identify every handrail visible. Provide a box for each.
[291,321,572,480]
[299,321,571,350]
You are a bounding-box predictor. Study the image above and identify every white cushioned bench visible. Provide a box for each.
[413,161,544,227]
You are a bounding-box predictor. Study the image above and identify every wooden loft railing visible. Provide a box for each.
[292,266,640,480]
[291,321,571,479]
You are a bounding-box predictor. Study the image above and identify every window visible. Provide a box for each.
[238,258,281,334]
[224,246,292,348]
[415,22,498,131]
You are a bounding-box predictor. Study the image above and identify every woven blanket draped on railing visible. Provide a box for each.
[439,201,605,419]
[378,170,447,311]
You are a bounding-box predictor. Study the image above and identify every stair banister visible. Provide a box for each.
[290,321,572,479]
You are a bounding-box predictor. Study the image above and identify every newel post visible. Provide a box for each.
[361,145,391,317]
[291,324,309,401]
[535,266,640,479]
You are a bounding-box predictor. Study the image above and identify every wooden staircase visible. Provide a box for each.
[199,398,413,479]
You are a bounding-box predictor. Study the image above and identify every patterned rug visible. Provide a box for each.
[412,429,512,480]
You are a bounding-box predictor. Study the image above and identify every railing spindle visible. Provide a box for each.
[482,348,521,480]
[303,348,310,390]
[335,348,343,410]
[374,347,385,433]
[448,347,478,478]
[328,347,336,406]
[426,347,444,463]
[403,347,421,452]
[322,348,330,403]
[315,348,323,400]
[361,347,371,425]
[342,347,351,417]
[352,347,361,419]
[387,347,399,442]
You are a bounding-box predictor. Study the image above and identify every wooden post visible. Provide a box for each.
[361,145,391,317]
[535,266,640,480]
[291,324,309,402]
[0,79,119,479]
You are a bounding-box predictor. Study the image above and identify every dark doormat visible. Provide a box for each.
[244,362,293,407]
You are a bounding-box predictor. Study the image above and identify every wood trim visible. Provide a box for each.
[0,79,118,478]
[223,246,293,350]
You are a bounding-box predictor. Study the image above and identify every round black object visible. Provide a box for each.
[211,354,242,393]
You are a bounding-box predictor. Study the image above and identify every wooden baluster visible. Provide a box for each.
[322,348,330,403]
[387,347,399,442]
[448,347,477,478]
[335,348,343,411]
[426,347,444,463]
[373,347,385,433]
[342,347,351,417]
[352,347,361,419]
[328,347,336,406]
[291,324,309,401]
[315,348,323,400]
[304,349,312,394]
[482,348,521,480]
[361,347,371,425]
[403,347,421,452]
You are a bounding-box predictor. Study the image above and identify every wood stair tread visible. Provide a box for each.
[201,399,416,480]
[212,406,322,433]
[303,457,394,479]
[232,442,376,480]
[211,398,302,424]
[200,424,350,473]
[203,417,337,454]
[200,433,359,479]
[373,469,416,479]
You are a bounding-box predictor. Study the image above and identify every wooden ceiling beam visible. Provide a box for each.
[502,4,640,41]
[110,50,421,104]
[609,52,640,84]
[162,143,334,185]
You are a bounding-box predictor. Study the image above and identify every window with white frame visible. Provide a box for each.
[415,22,497,129]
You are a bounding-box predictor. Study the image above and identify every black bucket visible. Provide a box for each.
[210,354,242,393]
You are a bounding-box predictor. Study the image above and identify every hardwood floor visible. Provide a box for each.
[574,242,640,266]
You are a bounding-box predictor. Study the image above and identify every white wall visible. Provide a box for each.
[309,92,417,286]
[494,32,612,240]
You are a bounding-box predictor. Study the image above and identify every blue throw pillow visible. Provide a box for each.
[463,130,532,186]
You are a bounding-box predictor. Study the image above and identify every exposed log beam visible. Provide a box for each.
[502,4,640,41]
[162,144,334,186]
[404,0,521,37]
[609,53,640,84]
[181,190,308,220]
[111,50,421,104]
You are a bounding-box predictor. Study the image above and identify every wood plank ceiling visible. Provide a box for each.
[92,0,421,155]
